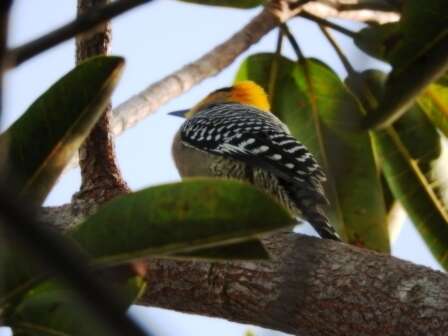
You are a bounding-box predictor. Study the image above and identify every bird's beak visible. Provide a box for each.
[168,109,189,118]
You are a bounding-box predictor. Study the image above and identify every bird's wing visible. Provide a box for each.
[180,103,327,202]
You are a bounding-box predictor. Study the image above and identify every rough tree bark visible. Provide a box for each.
[75,0,129,205]
[40,205,448,336]
[140,232,448,336]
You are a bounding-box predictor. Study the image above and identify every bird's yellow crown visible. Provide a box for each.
[229,81,271,112]
[186,81,270,118]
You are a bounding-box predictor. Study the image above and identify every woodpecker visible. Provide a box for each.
[170,81,340,241]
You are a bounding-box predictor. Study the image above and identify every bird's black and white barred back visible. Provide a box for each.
[179,102,341,241]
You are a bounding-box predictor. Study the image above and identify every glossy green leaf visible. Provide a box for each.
[235,53,389,252]
[348,70,448,269]
[69,179,293,264]
[357,0,448,128]
[418,77,448,137]
[178,0,264,8]
[174,239,269,260]
[0,56,124,204]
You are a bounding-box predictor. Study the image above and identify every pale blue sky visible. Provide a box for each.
[1,1,442,335]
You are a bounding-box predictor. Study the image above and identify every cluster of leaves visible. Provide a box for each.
[243,0,447,262]
[0,0,447,334]
[178,1,448,265]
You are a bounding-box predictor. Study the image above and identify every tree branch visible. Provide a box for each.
[4,0,151,70]
[140,232,448,336]
[299,11,357,39]
[109,0,399,138]
[39,201,448,336]
[58,0,399,173]
[317,0,399,12]
[303,1,399,23]
[75,0,129,204]
[0,0,12,119]
[109,4,281,137]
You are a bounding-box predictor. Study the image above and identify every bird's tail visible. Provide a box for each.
[297,197,341,241]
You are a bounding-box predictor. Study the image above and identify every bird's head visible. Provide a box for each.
[169,81,271,119]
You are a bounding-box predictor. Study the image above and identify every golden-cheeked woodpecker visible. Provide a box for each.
[170,81,340,241]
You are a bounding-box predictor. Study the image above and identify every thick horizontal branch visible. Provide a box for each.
[40,198,448,335]
[4,0,151,69]
[140,232,448,336]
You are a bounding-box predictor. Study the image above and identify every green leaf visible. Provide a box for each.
[235,53,389,252]
[1,180,280,309]
[372,130,448,268]
[0,56,124,204]
[418,76,448,137]
[69,179,293,264]
[6,265,146,336]
[177,0,264,8]
[348,70,448,269]
[354,23,401,62]
[9,285,109,336]
[355,0,448,70]
[357,0,448,128]
[174,239,269,260]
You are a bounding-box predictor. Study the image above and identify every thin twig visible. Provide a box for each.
[0,0,12,123]
[281,24,304,60]
[319,24,379,113]
[300,11,357,38]
[318,0,398,12]
[319,25,355,75]
[4,0,152,69]
[267,28,284,102]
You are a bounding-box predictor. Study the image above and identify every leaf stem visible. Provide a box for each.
[268,28,284,102]
[300,11,357,39]
[319,25,355,75]
[4,0,152,69]
[281,24,304,60]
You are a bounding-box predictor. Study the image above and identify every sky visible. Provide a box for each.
[1,1,443,335]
